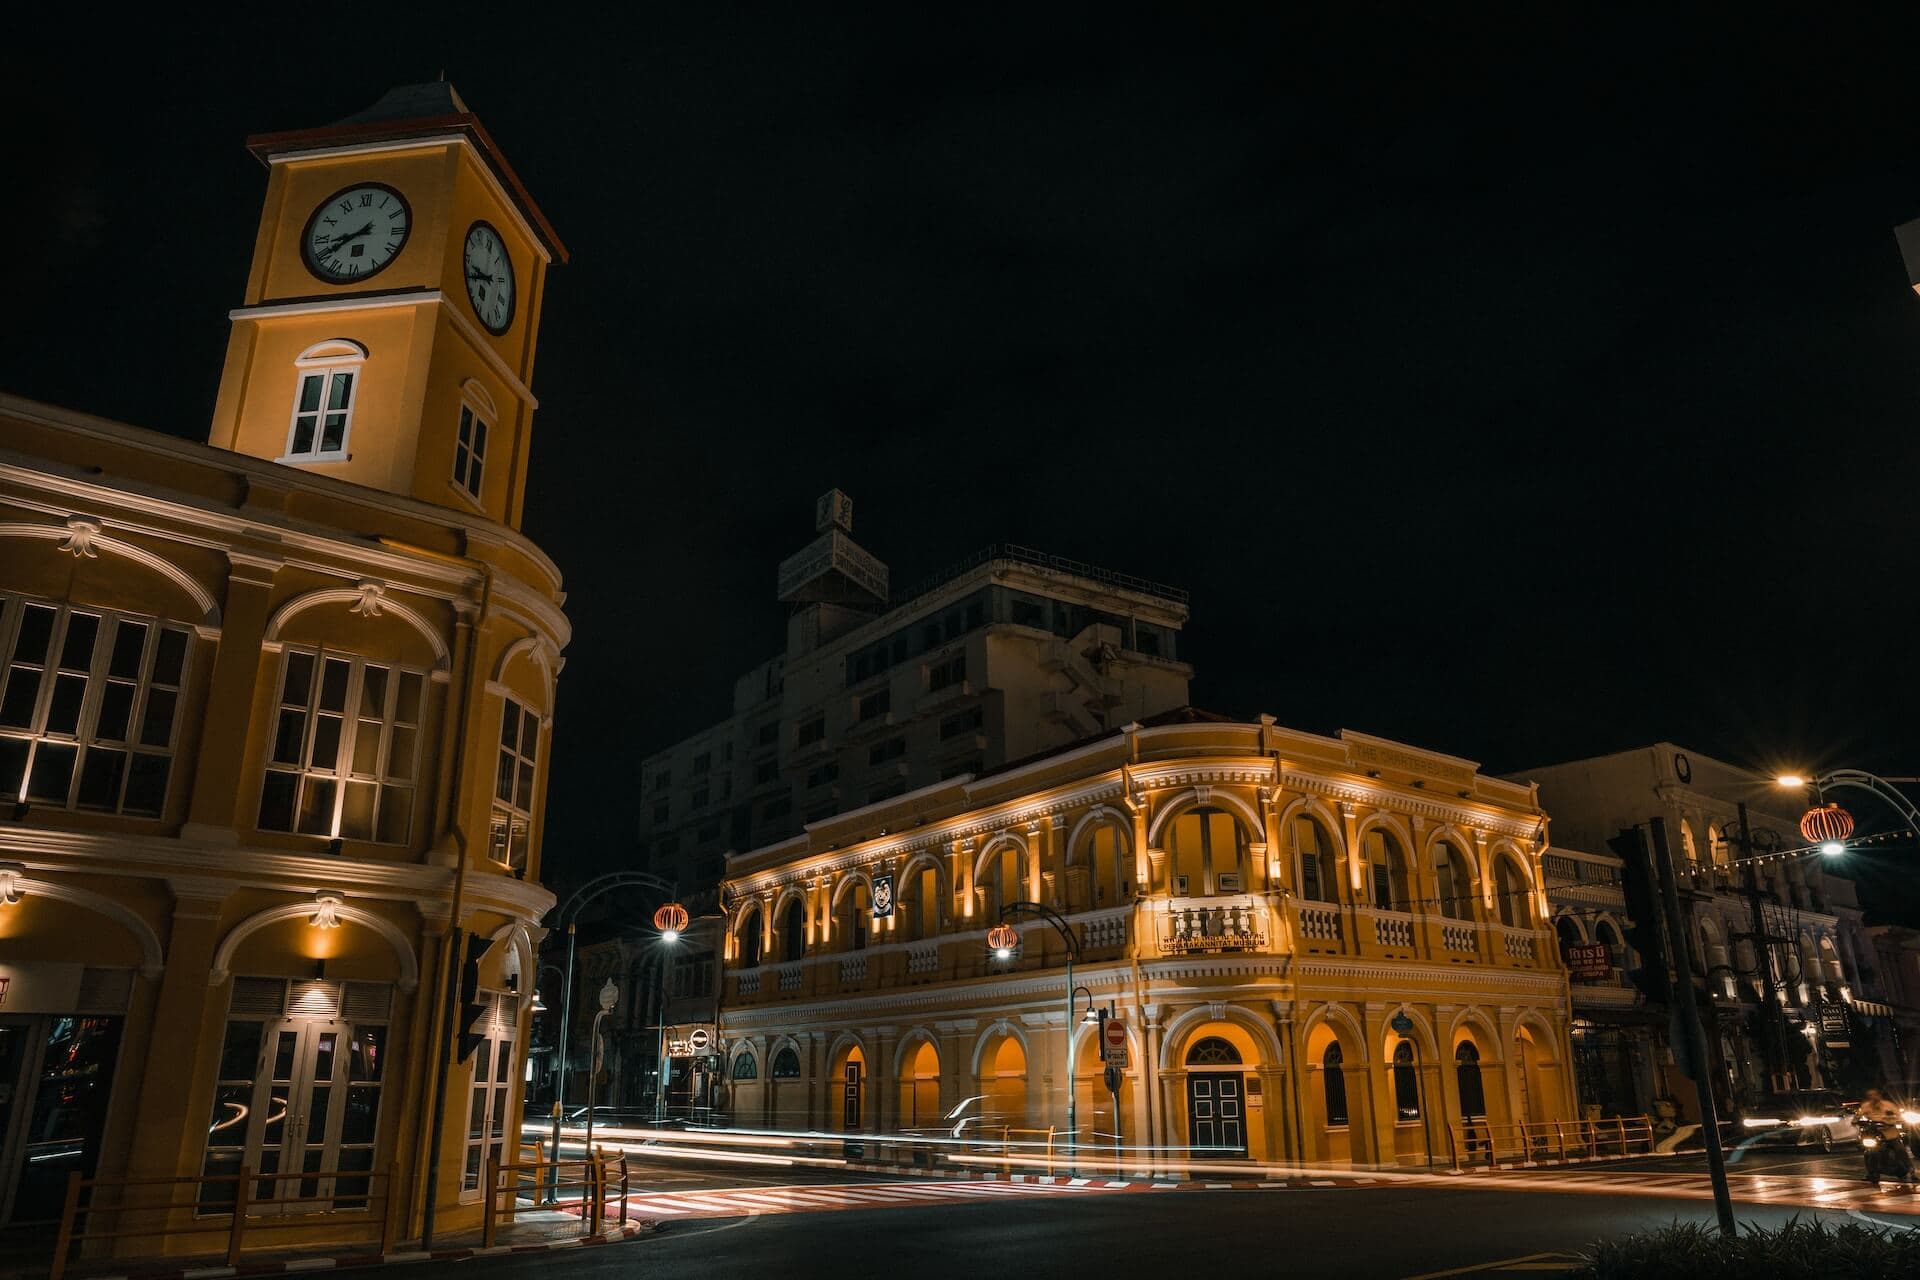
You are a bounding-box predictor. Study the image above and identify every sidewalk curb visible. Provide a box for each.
[64,1220,660,1280]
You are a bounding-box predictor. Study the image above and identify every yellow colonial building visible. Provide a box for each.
[0,84,567,1247]
[719,713,1576,1169]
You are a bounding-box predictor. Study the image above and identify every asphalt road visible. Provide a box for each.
[445,1181,1890,1280]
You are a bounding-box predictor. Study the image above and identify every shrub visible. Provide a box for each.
[1573,1216,1920,1279]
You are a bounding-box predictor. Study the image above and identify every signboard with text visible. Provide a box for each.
[1564,942,1613,982]
[1103,1018,1129,1067]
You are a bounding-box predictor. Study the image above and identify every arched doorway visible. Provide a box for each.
[1512,1024,1565,1127]
[768,1045,803,1129]
[1303,1018,1363,1166]
[978,1032,1028,1132]
[830,1043,866,1132]
[898,1039,940,1130]
[1184,1036,1248,1156]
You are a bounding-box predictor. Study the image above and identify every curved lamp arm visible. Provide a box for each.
[1812,771,1920,839]
[999,900,1082,961]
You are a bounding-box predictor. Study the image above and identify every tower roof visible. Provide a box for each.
[245,82,567,264]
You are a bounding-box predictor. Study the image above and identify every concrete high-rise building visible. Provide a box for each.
[636,492,1194,899]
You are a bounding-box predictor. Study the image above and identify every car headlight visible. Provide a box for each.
[1901,1110,1920,1127]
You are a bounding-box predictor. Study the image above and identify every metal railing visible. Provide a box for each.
[1446,1115,1654,1170]
[482,1149,628,1247]
[979,1125,1057,1176]
[50,1163,401,1280]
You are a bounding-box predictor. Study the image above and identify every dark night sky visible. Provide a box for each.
[7,11,1920,912]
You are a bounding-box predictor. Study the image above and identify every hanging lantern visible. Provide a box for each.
[653,902,690,934]
[1798,803,1854,846]
[986,923,1020,956]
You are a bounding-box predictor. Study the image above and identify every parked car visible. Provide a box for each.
[1737,1090,1859,1151]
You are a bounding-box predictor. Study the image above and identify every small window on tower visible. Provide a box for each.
[453,405,488,501]
[284,341,365,462]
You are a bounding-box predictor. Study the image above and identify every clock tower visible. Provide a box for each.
[207,83,567,529]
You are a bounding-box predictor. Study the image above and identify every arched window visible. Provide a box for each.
[732,1052,759,1080]
[1494,855,1530,928]
[738,907,763,968]
[982,844,1023,919]
[1365,829,1410,911]
[1322,1041,1348,1127]
[1186,1036,1243,1065]
[841,881,871,952]
[1295,816,1338,903]
[1393,1041,1421,1121]
[1433,842,1474,920]
[771,1047,801,1079]
[1165,805,1250,897]
[285,340,364,462]
[903,862,942,941]
[1455,1041,1486,1119]
[779,899,805,962]
[1080,822,1130,907]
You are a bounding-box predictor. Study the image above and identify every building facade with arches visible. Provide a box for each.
[717,713,1576,1169]
[0,83,568,1247]
[1519,745,1880,1119]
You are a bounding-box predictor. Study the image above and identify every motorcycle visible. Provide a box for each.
[1855,1112,1918,1188]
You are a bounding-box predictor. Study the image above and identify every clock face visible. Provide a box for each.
[302,183,411,283]
[463,221,516,335]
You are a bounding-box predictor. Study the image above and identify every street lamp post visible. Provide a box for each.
[988,901,1083,1175]
[584,979,619,1158]
[651,902,689,1125]
[543,871,679,1201]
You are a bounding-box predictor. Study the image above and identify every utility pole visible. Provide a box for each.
[1733,801,1788,1095]
[1650,817,1737,1238]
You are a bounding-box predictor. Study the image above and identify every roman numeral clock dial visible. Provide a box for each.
[301,183,411,283]
[463,222,516,335]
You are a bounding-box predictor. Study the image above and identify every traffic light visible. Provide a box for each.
[1609,826,1671,1005]
[455,933,493,1063]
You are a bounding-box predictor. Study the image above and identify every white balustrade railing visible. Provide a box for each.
[1498,927,1537,960]
[1296,903,1342,942]
[1078,905,1132,951]
[1370,910,1415,948]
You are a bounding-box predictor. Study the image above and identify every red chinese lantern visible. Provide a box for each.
[1799,803,1854,846]
[986,924,1020,955]
[653,902,689,934]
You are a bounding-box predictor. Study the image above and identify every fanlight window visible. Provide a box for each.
[1185,1036,1243,1066]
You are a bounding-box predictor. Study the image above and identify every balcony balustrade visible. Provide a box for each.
[1158,895,1268,955]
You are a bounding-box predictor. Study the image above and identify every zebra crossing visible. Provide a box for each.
[1439,1166,1920,1215]
[613,1178,1118,1221]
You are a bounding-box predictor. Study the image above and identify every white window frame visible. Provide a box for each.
[281,342,366,464]
[461,991,518,1198]
[258,646,426,845]
[450,382,495,509]
[489,695,540,872]
[0,592,193,816]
